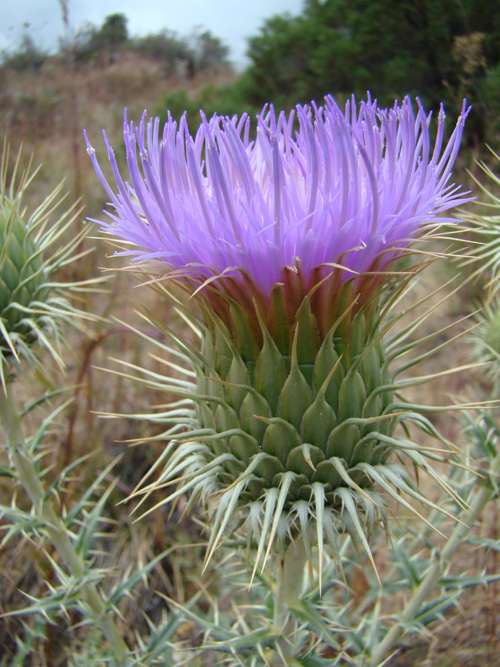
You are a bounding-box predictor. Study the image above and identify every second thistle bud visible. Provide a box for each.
[0,198,47,353]
[0,147,91,379]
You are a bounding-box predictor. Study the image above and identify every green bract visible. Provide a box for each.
[0,197,48,348]
[198,302,394,569]
[128,270,461,574]
[0,145,93,384]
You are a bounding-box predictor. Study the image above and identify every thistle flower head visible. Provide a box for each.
[0,144,93,385]
[88,95,471,570]
[87,95,468,314]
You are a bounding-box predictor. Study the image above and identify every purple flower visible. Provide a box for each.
[86,95,469,305]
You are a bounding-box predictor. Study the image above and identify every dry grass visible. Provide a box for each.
[0,52,236,212]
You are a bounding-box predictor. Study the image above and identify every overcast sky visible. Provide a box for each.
[0,0,304,68]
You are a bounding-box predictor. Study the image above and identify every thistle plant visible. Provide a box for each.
[0,146,130,662]
[86,95,480,662]
[463,148,500,297]
[461,150,500,393]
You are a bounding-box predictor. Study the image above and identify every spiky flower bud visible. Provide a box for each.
[0,146,91,383]
[87,95,470,566]
[0,199,46,347]
[469,299,500,397]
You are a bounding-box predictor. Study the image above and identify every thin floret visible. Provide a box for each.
[85,95,470,293]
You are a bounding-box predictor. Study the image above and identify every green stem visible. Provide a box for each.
[369,454,500,667]
[0,382,128,661]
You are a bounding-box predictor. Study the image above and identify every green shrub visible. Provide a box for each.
[2,33,46,73]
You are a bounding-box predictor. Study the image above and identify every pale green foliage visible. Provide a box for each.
[115,270,476,579]
[469,298,500,395]
[0,388,189,666]
[461,150,500,393]
[464,148,500,295]
[119,410,500,666]
[2,387,499,664]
